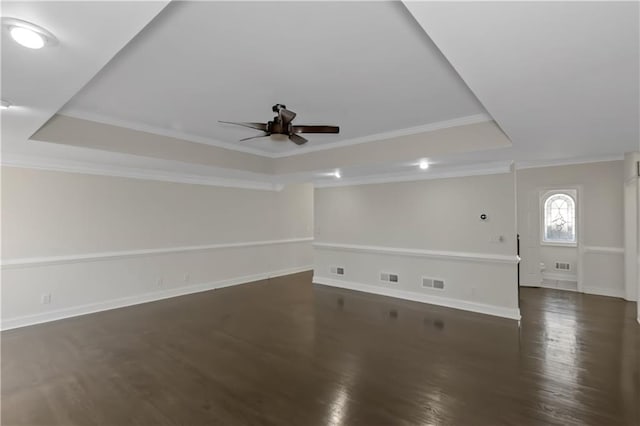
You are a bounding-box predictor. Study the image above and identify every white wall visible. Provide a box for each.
[624,152,639,302]
[540,246,578,282]
[1,167,314,329]
[313,172,520,319]
[516,161,626,299]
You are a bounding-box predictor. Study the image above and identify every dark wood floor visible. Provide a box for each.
[2,271,639,425]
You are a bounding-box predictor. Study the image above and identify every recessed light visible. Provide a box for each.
[419,160,429,170]
[3,18,57,49]
[1,100,11,110]
[334,170,341,179]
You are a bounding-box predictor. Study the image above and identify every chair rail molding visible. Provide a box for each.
[2,237,314,269]
[582,245,624,255]
[313,242,520,264]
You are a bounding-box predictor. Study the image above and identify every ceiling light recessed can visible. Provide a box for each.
[1,100,11,110]
[2,18,57,49]
[419,160,429,170]
[334,170,341,179]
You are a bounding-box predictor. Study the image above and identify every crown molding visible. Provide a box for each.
[60,110,271,157]
[515,154,624,170]
[1,153,282,191]
[59,110,492,159]
[314,161,513,188]
[271,113,493,158]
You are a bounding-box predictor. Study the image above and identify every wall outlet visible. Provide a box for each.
[40,293,52,305]
[157,278,164,288]
[183,273,190,284]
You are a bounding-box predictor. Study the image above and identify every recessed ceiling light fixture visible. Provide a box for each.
[419,159,429,170]
[334,170,342,179]
[1,100,11,110]
[3,18,57,49]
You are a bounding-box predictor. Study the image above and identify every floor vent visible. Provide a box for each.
[555,262,571,271]
[381,272,399,283]
[330,266,345,276]
[422,277,445,290]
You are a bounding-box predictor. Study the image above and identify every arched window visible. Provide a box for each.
[542,192,576,245]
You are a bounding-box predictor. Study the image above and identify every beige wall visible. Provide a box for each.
[274,121,511,174]
[32,115,273,174]
[516,161,625,298]
[315,173,517,254]
[540,246,578,281]
[623,152,640,304]
[313,172,520,319]
[1,167,313,329]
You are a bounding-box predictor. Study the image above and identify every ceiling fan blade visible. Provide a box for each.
[292,125,340,134]
[279,108,297,125]
[289,133,308,145]
[219,121,268,131]
[239,133,270,142]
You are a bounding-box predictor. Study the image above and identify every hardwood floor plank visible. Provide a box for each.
[2,272,638,425]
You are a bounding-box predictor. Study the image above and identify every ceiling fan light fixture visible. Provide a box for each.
[220,104,339,146]
[3,18,57,49]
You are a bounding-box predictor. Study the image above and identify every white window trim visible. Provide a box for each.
[540,189,578,247]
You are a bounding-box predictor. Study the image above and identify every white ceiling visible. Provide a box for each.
[60,1,487,156]
[404,0,640,162]
[1,1,638,190]
[1,1,169,157]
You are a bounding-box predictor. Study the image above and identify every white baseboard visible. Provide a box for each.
[521,282,624,299]
[582,286,625,299]
[313,276,521,320]
[538,282,578,292]
[1,265,312,331]
[542,272,577,282]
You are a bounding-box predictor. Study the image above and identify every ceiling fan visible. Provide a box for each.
[220,104,339,145]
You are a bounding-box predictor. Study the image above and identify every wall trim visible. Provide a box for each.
[521,282,626,299]
[313,275,521,320]
[583,245,625,255]
[1,266,313,331]
[314,161,513,189]
[59,110,273,157]
[531,281,579,293]
[313,242,520,264]
[582,286,626,299]
[542,272,578,282]
[1,154,282,191]
[515,154,624,170]
[61,110,492,159]
[273,114,493,158]
[1,237,314,269]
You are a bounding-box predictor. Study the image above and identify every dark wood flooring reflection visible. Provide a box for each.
[2,272,639,425]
